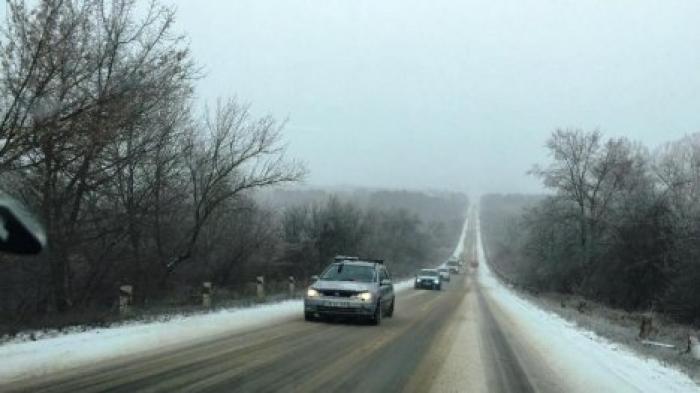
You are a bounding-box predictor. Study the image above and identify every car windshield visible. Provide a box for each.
[320,264,376,283]
[3,1,696,391]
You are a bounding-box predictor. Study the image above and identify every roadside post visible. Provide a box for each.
[119,285,133,315]
[288,276,295,298]
[256,276,265,301]
[202,281,212,308]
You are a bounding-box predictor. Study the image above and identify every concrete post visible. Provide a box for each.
[288,276,295,298]
[256,276,265,301]
[639,314,657,339]
[119,285,133,315]
[202,281,212,308]
[689,336,700,360]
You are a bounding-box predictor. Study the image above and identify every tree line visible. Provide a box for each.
[279,193,467,280]
[0,0,467,333]
[481,129,700,325]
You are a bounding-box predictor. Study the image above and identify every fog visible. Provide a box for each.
[8,1,700,194]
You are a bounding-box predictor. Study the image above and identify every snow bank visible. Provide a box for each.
[0,277,416,384]
[451,206,470,259]
[394,278,416,292]
[0,300,301,383]
[476,216,700,392]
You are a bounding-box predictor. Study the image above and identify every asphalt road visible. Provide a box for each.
[4,275,567,392]
[3,217,569,393]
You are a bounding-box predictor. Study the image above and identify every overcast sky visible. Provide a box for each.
[6,1,700,194]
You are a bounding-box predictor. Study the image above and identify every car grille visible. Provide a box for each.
[318,289,360,297]
[317,306,361,314]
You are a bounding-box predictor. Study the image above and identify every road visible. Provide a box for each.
[2,213,695,393]
[6,278,541,392]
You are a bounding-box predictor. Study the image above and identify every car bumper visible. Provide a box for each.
[415,280,440,289]
[304,297,376,317]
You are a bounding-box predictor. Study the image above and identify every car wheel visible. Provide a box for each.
[370,301,382,325]
[386,299,394,318]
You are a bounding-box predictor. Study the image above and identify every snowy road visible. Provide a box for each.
[1,210,698,392]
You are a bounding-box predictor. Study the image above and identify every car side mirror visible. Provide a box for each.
[311,275,319,282]
[0,198,46,255]
[381,279,392,286]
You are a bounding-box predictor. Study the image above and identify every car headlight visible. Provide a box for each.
[416,278,421,282]
[354,291,372,302]
[307,288,320,297]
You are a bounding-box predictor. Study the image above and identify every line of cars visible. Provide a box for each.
[414,257,463,291]
[302,255,464,326]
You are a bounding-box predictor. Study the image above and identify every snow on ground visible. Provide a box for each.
[0,279,417,384]
[393,278,416,292]
[0,211,467,384]
[476,215,700,393]
[451,207,470,259]
[0,300,301,383]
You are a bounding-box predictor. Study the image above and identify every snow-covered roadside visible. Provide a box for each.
[0,209,469,384]
[451,206,470,259]
[476,215,700,392]
[0,300,301,383]
[0,278,417,383]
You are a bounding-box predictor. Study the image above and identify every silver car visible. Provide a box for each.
[437,267,451,282]
[304,257,395,325]
[446,260,461,274]
[414,269,442,290]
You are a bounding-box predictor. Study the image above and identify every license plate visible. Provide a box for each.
[325,301,350,308]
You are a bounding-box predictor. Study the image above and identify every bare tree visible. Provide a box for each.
[164,99,306,275]
[530,129,636,275]
[0,0,196,311]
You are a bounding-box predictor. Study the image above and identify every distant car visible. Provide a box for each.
[437,267,451,282]
[446,260,461,274]
[304,256,395,325]
[414,269,441,290]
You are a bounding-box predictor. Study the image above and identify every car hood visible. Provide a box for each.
[312,280,375,292]
[416,275,439,280]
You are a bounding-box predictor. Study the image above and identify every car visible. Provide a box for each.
[304,256,395,325]
[438,267,451,282]
[446,260,461,274]
[414,269,441,290]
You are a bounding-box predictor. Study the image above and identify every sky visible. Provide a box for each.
[5,1,700,194]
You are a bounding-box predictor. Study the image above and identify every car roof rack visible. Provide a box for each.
[333,255,384,264]
[334,255,359,261]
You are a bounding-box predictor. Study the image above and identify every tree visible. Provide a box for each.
[0,0,196,311]
[530,129,637,282]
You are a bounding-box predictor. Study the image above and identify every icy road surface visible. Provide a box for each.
[0,210,697,392]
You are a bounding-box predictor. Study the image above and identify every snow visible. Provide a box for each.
[393,279,415,291]
[0,300,301,383]
[451,207,470,259]
[8,210,692,391]
[476,215,700,392]
[0,278,417,384]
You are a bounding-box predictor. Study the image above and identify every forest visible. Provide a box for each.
[481,130,700,325]
[0,0,467,333]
